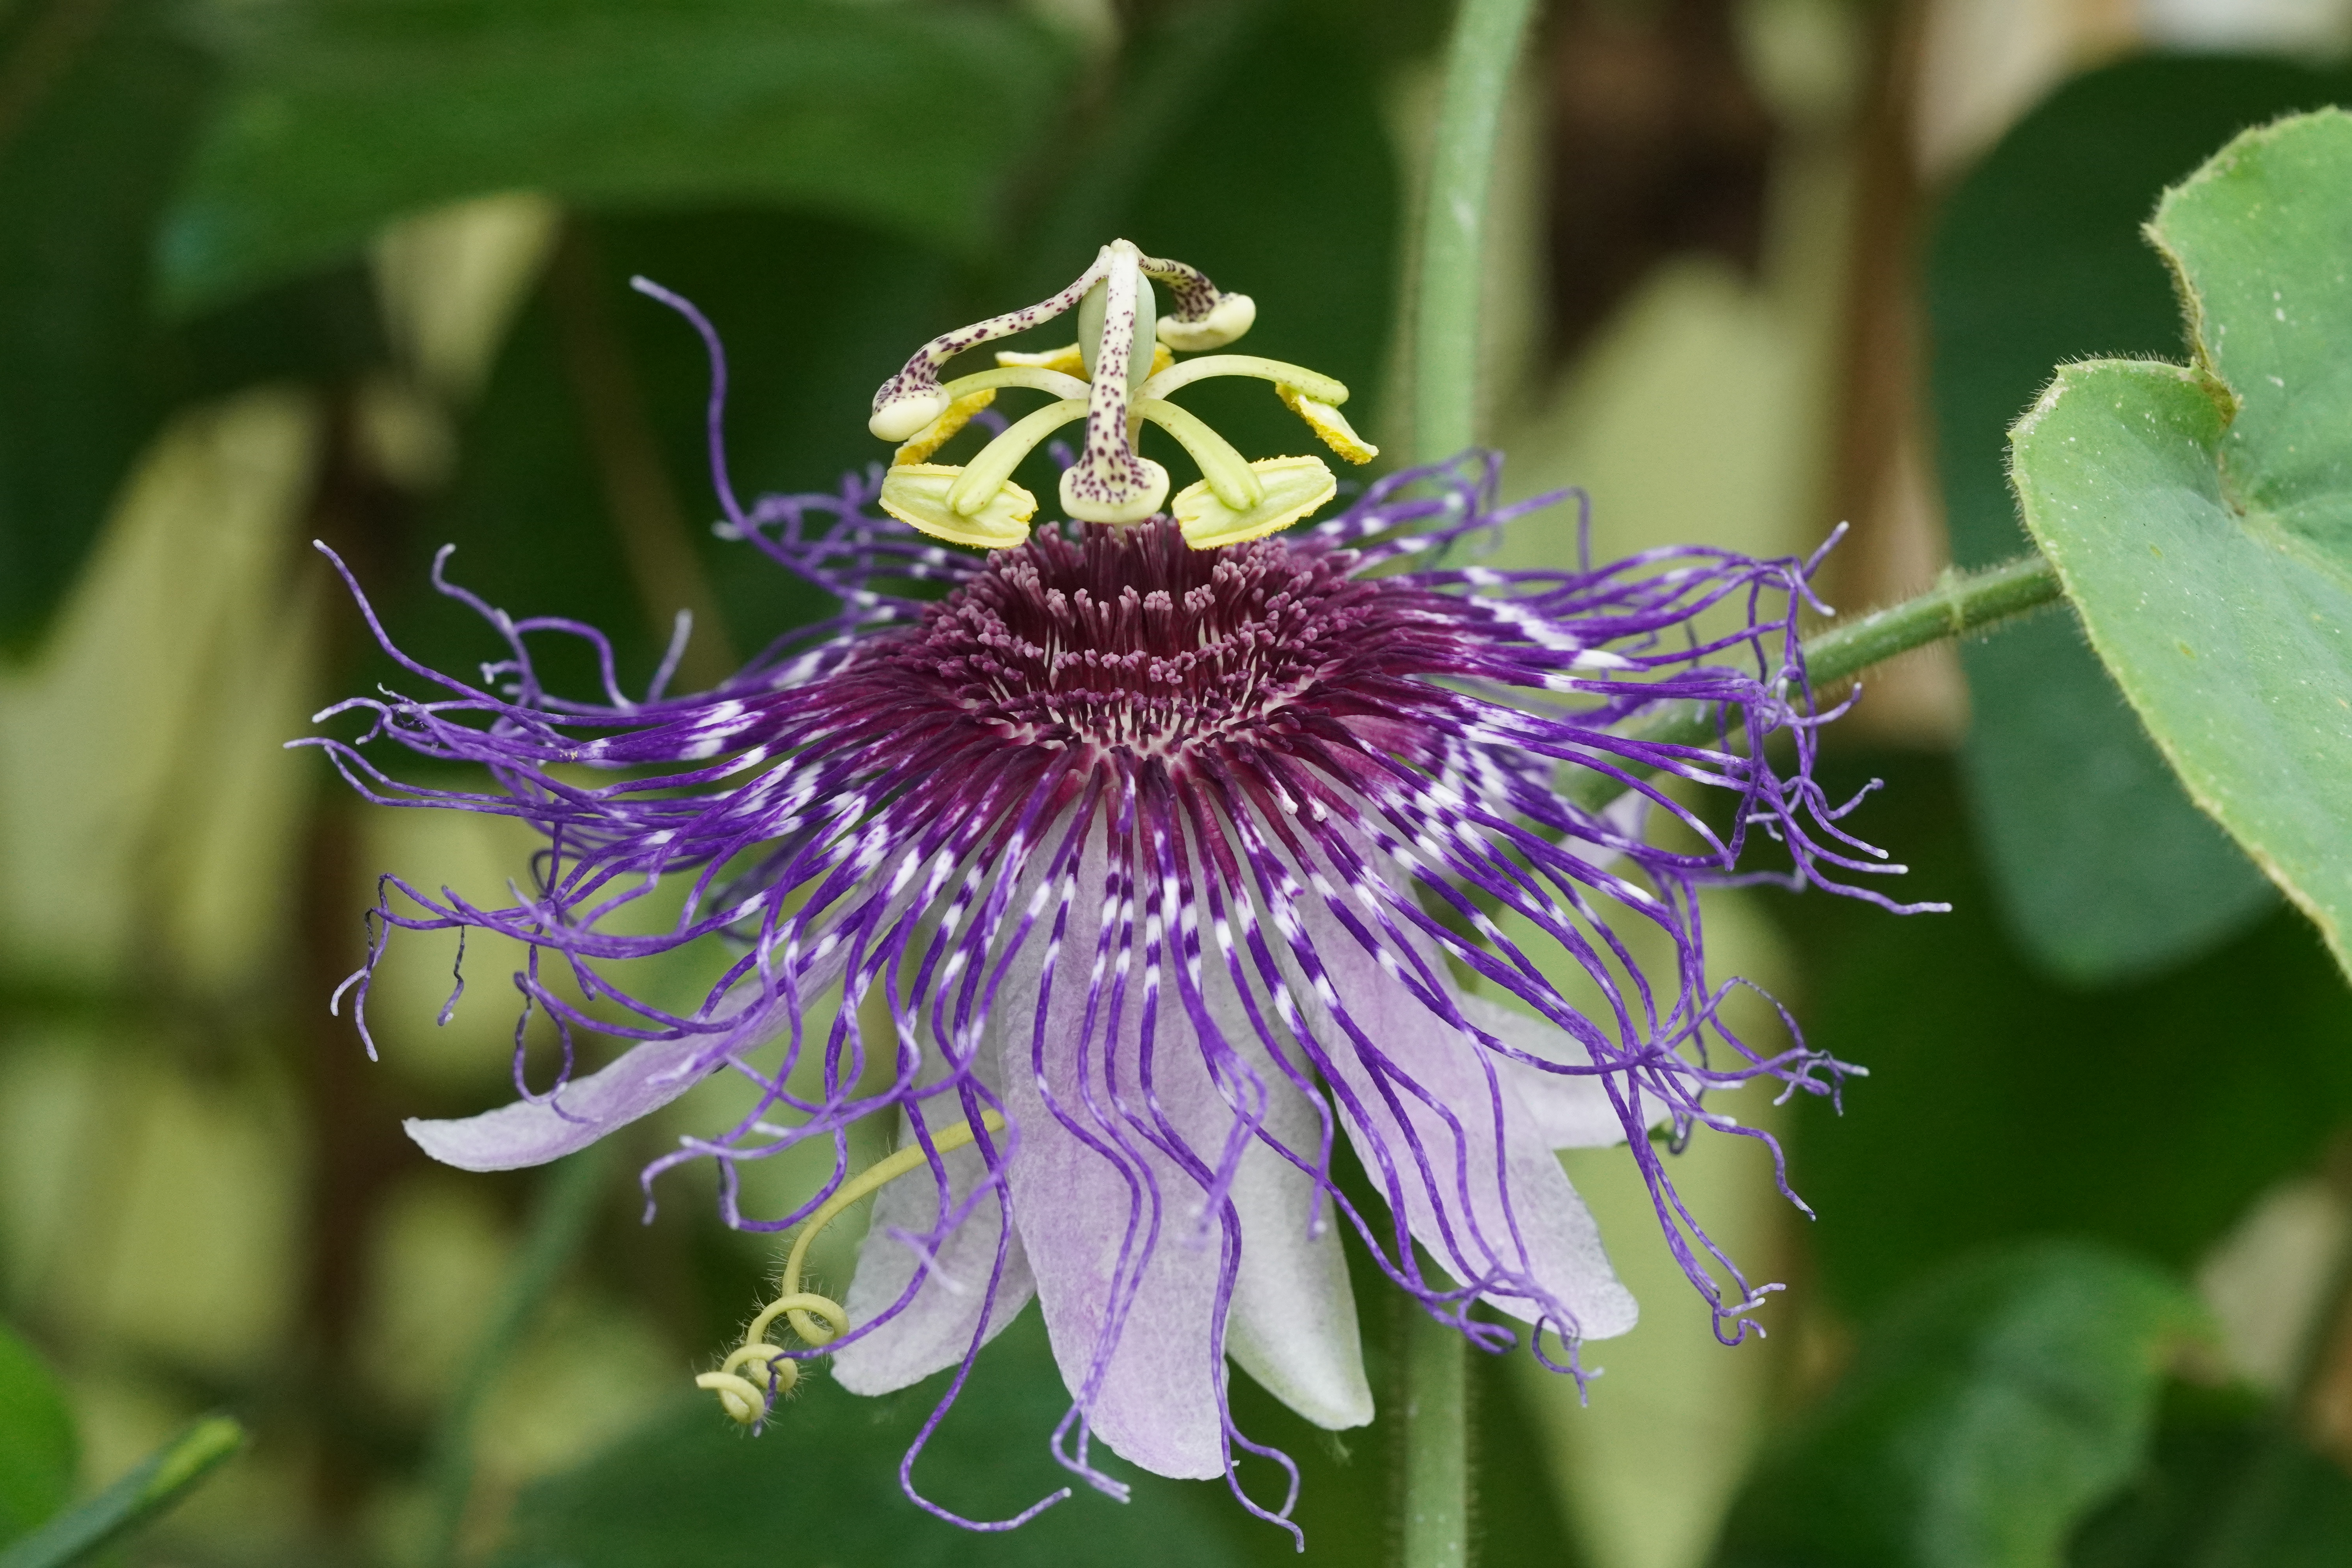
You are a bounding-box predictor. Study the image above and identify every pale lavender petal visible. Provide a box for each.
[1457,992,1670,1151]
[405,1003,777,1171]
[1210,967,1372,1430]
[993,841,1227,1480]
[1302,901,1638,1341]
[833,1105,1036,1394]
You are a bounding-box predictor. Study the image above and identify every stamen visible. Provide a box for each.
[879,464,1036,549]
[1172,456,1338,548]
[998,343,1175,380]
[1276,386,1378,465]
[891,390,997,466]
[949,398,1088,514]
[1135,354,1349,406]
[943,364,1092,403]
[699,1110,1009,1427]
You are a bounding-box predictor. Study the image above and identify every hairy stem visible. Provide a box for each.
[1401,1305,1473,1568]
[1412,0,1539,466]
[1568,552,2065,812]
[1403,0,1539,1562]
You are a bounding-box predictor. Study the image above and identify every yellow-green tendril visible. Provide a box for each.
[697,1109,1010,1426]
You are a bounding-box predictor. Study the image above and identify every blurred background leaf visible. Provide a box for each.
[1923,56,2352,986]
[0,0,213,651]
[161,0,1078,314]
[2071,1383,2352,1568]
[0,1322,74,1548]
[1711,1242,2209,1568]
[1774,751,2352,1318]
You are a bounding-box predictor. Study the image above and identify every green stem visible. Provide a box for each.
[423,1145,612,1566]
[1402,0,1538,1563]
[1412,0,1539,465]
[1566,552,2065,811]
[0,1415,246,1568]
[1401,1306,1472,1568]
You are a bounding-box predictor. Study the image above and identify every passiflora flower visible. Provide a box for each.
[305,246,1916,1537]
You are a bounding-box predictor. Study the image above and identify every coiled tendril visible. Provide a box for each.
[697,1111,1008,1425]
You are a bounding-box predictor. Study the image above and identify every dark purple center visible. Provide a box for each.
[878,519,1427,760]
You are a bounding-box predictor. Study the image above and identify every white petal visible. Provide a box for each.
[404,993,785,1171]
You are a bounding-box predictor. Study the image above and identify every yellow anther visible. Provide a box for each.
[1173,456,1337,548]
[994,343,1168,380]
[1277,385,1378,465]
[879,465,1036,550]
[699,1110,1009,1428]
[891,389,996,466]
[996,343,1088,377]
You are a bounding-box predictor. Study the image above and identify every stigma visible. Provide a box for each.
[866,240,1377,552]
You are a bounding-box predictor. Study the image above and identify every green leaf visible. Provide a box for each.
[2070,1385,2352,1567]
[2007,108,2352,982]
[0,0,215,650]
[0,1415,243,1568]
[1771,751,2352,1317]
[162,0,1076,313]
[1712,1243,2209,1568]
[0,1324,75,1549]
[1924,58,2352,982]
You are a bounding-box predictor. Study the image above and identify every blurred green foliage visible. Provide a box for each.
[1778,751,2352,1314]
[0,1323,74,1549]
[2072,1383,2352,1567]
[1712,1242,2208,1568]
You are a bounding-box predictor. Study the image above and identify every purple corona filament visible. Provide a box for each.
[299,283,1926,1538]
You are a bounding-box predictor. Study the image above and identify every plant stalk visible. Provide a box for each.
[1403,0,1539,1562]
[1412,0,1539,466]
[1567,552,2064,811]
[1401,1305,1473,1568]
